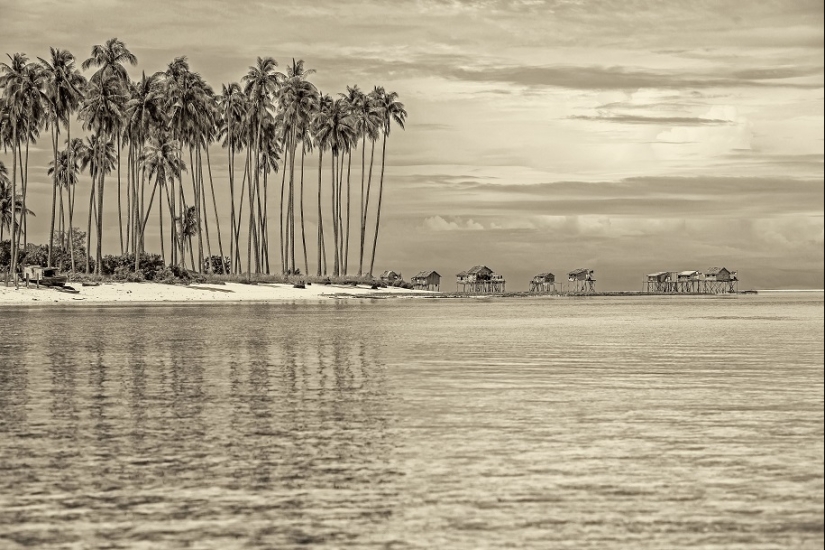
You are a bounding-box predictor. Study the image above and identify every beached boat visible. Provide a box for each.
[22,266,68,288]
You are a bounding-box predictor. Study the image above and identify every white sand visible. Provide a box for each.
[0,281,434,306]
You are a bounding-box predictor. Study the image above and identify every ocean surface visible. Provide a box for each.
[0,294,822,549]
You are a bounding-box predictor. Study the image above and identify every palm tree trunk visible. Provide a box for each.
[125,143,132,255]
[357,135,366,276]
[197,144,213,272]
[188,146,203,272]
[344,148,352,275]
[96,170,106,276]
[86,173,96,274]
[331,152,339,277]
[235,148,249,273]
[360,138,376,277]
[316,148,324,277]
[48,125,59,266]
[117,133,124,254]
[227,143,236,274]
[279,142,288,274]
[289,128,299,274]
[19,128,31,250]
[368,131,389,277]
[204,145,225,273]
[8,128,18,287]
[300,140,309,277]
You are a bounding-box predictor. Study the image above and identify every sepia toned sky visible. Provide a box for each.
[2,0,823,289]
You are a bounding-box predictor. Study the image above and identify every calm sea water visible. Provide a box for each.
[0,294,822,549]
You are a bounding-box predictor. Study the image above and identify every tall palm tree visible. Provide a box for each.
[351,87,382,277]
[47,147,80,267]
[312,93,332,276]
[242,57,282,275]
[0,167,33,247]
[39,48,85,265]
[140,135,185,270]
[278,59,318,275]
[218,82,246,273]
[1,53,46,282]
[368,88,406,277]
[123,71,165,260]
[82,38,137,254]
[76,133,117,273]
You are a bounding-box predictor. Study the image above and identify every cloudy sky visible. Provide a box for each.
[2,0,823,289]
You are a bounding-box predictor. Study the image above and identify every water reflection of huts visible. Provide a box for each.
[644,267,738,294]
[456,265,505,293]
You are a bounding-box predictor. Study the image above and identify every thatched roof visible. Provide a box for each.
[467,265,493,275]
[413,270,440,279]
[678,270,699,276]
[705,267,728,275]
[568,267,592,276]
[456,270,468,277]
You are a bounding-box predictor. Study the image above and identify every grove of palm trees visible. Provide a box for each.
[0,38,406,284]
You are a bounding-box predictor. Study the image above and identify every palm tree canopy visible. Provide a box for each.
[77,134,116,179]
[38,48,86,129]
[81,38,138,84]
[79,73,127,137]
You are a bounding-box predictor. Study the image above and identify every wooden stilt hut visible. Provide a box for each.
[529,272,556,293]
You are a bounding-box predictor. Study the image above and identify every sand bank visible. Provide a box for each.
[0,281,433,306]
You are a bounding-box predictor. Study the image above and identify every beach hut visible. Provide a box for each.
[529,272,556,293]
[456,265,505,293]
[380,270,402,284]
[704,267,738,293]
[411,270,441,291]
[645,271,671,293]
[568,268,595,293]
[677,270,701,293]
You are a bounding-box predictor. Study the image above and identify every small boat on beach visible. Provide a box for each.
[293,282,306,289]
[57,285,80,294]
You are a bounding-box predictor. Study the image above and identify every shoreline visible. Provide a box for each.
[2,282,799,307]
[0,281,435,306]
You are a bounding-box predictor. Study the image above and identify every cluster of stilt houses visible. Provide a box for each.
[644,267,738,294]
[378,264,739,295]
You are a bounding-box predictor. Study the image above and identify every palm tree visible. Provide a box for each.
[0,165,33,247]
[218,82,246,273]
[368,88,406,277]
[242,57,283,275]
[351,87,382,277]
[140,135,185,270]
[178,205,199,270]
[312,93,332,276]
[47,148,80,266]
[1,53,46,283]
[123,71,165,260]
[39,48,85,266]
[76,133,117,273]
[82,38,137,254]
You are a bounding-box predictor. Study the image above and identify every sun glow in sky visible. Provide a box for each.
[2,0,823,289]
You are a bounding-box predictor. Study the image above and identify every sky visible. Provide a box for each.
[1,0,823,290]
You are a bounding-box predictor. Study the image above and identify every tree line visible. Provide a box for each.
[0,38,407,283]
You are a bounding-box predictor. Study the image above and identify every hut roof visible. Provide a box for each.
[647,271,668,277]
[568,267,592,276]
[467,265,493,274]
[381,270,399,278]
[413,270,440,278]
[679,270,699,276]
[705,267,728,275]
[535,272,554,277]
[456,270,468,277]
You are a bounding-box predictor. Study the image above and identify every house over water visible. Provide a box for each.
[529,272,555,293]
[411,270,441,291]
[456,265,505,293]
[704,267,738,293]
[645,271,671,293]
[568,268,595,293]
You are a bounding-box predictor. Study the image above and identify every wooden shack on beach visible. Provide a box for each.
[529,272,556,293]
[380,270,402,284]
[456,265,505,293]
[411,270,441,291]
[568,268,595,293]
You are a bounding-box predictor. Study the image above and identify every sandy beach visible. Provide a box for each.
[0,281,434,306]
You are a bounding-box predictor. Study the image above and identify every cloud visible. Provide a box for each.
[423,215,484,231]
